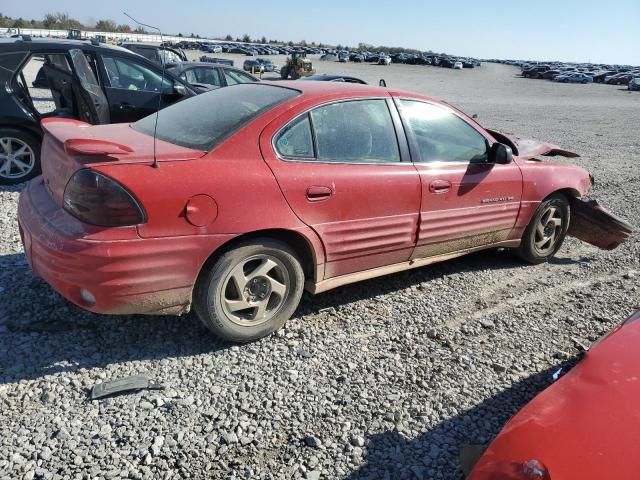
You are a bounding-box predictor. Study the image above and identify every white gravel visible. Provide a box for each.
[1,57,638,479]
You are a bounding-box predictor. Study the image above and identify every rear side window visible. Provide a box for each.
[275,114,314,158]
[399,100,488,163]
[311,100,400,163]
[133,84,299,151]
[224,69,257,85]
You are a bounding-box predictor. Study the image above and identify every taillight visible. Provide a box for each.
[63,169,146,226]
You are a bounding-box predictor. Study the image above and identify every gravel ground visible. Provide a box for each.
[1,57,639,480]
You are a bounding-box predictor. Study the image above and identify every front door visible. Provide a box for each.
[261,98,422,279]
[397,99,523,258]
[98,53,180,123]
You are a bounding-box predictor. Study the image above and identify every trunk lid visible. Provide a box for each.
[486,129,579,159]
[40,118,205,205]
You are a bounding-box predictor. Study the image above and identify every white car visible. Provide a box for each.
[378,55,391,65]
[453,61,463,69]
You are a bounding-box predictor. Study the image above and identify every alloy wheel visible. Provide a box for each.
[0,137,36,180]
[220,254,290,327]
[534,205,564,255]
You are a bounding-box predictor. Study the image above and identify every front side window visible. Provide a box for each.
[310,100,400,163]
[399,100,488,163]
[101,55,170,92]
[183,67,222,87]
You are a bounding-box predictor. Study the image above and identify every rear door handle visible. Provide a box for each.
[306,185,333,202]
[119,102,134,110]
[429,179,452,193]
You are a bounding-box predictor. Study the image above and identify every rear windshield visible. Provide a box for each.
[132,84,300,151]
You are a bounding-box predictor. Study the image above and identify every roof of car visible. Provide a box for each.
[0,37,135,55]
[303,74,366,83]
[170,62,238,69]
[260,79,431,103]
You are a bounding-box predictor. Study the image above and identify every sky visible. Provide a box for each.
[3,0,639,64]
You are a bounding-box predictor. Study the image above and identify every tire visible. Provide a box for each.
[290,69,300,80]
[280,66,289,79]
[0,128,41,185]
[517,194,570,264]
[194,238,305,342]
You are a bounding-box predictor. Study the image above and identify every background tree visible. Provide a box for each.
[117,24,131,33]
[95,19,117,32]
[225,34,233,41]
[42,12,82,30]
[241,33,251,43]
[260,36,267,44]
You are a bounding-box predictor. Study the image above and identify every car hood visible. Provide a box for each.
[469,309,640,480]
[486,129,579,159]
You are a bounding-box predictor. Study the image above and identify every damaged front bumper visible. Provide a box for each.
[568,197,634,250]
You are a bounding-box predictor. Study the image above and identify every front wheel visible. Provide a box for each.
[0,129,41,185]
[194,239,305,342]
[517,194,570,264]
[280,66,289,79]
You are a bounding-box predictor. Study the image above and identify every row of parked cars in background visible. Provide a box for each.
[321,50,480,68]
[161,40,323,57]
[491,59,640,90]
[159,40,482,70]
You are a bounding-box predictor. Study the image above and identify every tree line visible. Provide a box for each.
[0,12,146,33]
[0,11,445,54]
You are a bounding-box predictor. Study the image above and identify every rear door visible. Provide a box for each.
[68,49,110,124]
[261,98,421,279]
[397,99,523,258]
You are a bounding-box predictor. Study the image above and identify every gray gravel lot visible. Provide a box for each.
[1,56,639,479]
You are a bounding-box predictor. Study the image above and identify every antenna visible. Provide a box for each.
[124,12,164,169]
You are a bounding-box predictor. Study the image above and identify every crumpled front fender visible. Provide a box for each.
[567,197,634,250]
[486,129,579,159]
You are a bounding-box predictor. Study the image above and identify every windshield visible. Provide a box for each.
[132,84,300,151]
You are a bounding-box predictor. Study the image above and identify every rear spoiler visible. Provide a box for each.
[41,118,135,156]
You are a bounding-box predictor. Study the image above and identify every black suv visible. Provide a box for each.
[0,37,196,184]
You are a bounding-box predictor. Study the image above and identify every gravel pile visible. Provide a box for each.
[1,63,638,479]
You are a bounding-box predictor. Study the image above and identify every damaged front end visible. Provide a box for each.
[486,129,580,159]
[487,129,633,250]
[567,197,634,250]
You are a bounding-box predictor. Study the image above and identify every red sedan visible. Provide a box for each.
[468,308,640,480]
[17,82,629,341]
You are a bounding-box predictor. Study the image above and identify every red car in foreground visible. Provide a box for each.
[468,308,640,480]
[17,82,631,341]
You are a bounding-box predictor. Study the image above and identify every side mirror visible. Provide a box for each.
[490,143,513,164]
[173,83,187,96]
[379,79,387,87]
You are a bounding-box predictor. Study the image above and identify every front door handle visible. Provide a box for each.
[306,185,333,202]
[429,179,452,193]
[119,102,134,110]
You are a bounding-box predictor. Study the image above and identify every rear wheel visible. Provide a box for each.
[194,239,305,342]
[290,69,300,80]
[517,194,570,264]
[0,129,41,185]
[280,66,289,79]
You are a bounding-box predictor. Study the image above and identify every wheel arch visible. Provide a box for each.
[0,123,43,140]
[195,228,322,294]
[546,187,582,201]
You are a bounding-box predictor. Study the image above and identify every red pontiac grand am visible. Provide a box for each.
[17,82,629,341]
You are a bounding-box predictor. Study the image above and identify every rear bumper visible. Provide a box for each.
[18,178,234,315]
